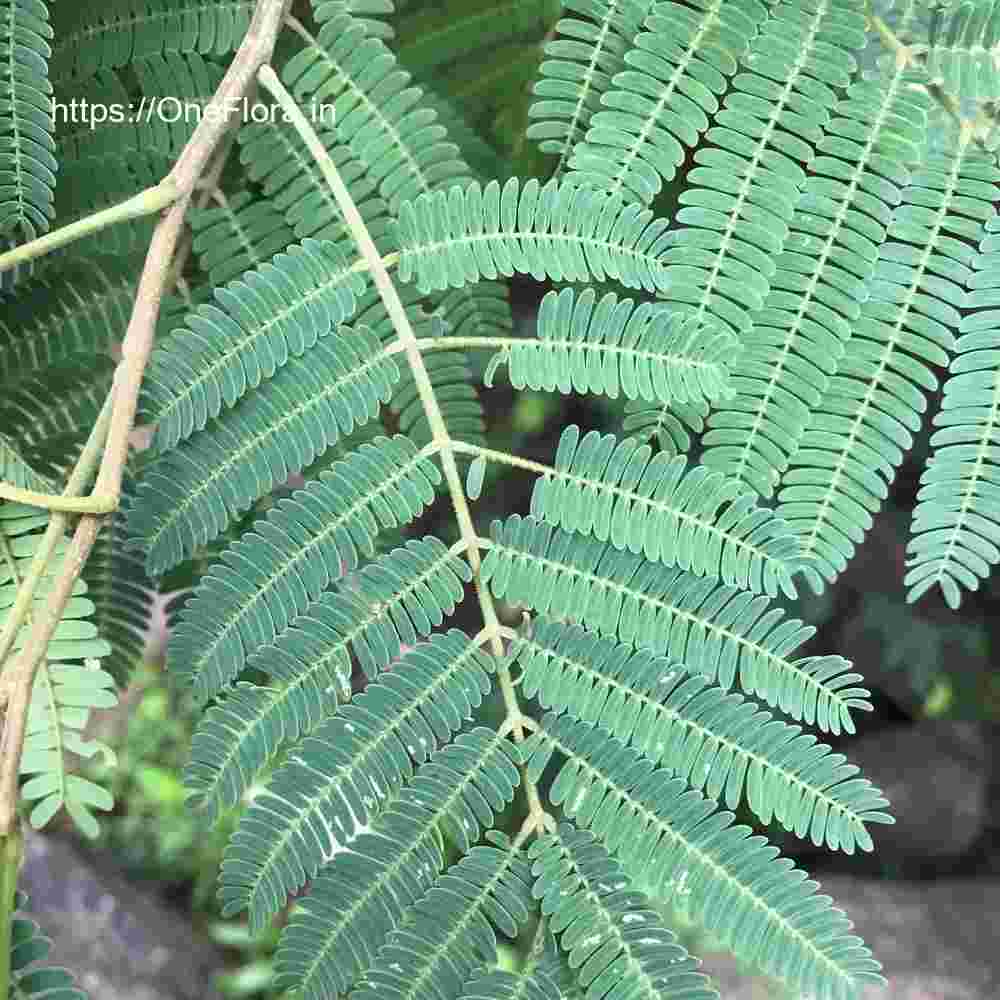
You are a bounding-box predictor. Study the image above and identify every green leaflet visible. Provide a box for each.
[8,891,88,1000]
[1,504,116,838]
[0,0,55,240]
[491,286,736,408]
[529,824,715,1000]
[908,203,1000,607]
[142,237,366,453]
[129,325,401,573]
[523,717,887,999]
[352,836,535,1000]
[166,435,440,700]
[273,728,520,997]
[395,176,677,295]
[531,424,804,598]
[482,515,868,733]
[50,1,254,80]
[564,0,766,203]
[527,0,657,171]
[184,535,471,821]
[515,623,888,847]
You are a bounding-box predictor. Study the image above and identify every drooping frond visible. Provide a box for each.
[189,188,295,287]
[527,0,656,171]
[21,658,117,839]
[0,359,114,489]
[395,177,676,296]
[82,480,156,686]
[184,535,471,822]
[907,206,1000,607]
[702,64,933,498]
[274,727,520,999]
[529,824,716,1000]
[522,717,887,998]
[353,836,534,1000]
[516,606,866,744]
[220,631,496,931]
[0,0,56,239]
[530,424,805,598]
[280,13,477,213]
[165,435,440,700]
[516,623,888,846]
[921,0,1000,104]
[489,286,736,409]
[9,891,88,1000]
[780,137,1000,592]
[50,1,254,80]
[652,0,867,337]
[128,326,401,573]
[482,515,868,731]
[141,237,366,453]
[0,260,135,382]
[563,0,765,204]
[0,504,111,664]
[1,503,116,838]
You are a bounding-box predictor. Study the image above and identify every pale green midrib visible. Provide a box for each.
[489,539,852,715]
[526,638,863,823]
[552,0,631,173]
[143,343,395,557]
[184,448,432,690]
[736,61,908,487]
[193,545,461,809]
[403,230,668,282]
[800,132,972,558]
[600,1,719,201]
[294,732,510,991]
[150,261,359,439]
[542,730,859,990]
[244,640,487,917]
[392,841,525,1000]
[212,197,270,272]
[516,337,728,373]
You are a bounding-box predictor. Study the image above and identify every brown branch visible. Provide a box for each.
[0,0,291,838]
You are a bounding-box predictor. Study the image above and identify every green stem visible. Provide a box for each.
[0,483,117,514]
[0,826,23,998]
[0,181,179,274]
[256,65,551,831]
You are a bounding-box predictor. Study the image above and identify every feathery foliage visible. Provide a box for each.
[0,0,55,240]
[8,891,87,1000]
[16,2,1000,999]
